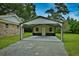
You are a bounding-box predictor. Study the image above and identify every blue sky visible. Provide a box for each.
[34,3,79,20]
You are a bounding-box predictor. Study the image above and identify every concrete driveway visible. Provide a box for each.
[0,36,67,56]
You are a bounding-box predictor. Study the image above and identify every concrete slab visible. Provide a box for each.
[0,36,67,56]
[23,36,61,41]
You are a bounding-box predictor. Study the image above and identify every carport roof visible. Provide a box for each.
[24,16,62,26]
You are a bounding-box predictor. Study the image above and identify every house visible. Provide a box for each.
[0,14,22,37]
[23,16,63,37]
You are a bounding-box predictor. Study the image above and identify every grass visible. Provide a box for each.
[23,32,32,38]
[0,35,20,49]
[0,32,32,49]
[56,33,79,56]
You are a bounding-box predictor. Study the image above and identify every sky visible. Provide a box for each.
[34,3,79,20]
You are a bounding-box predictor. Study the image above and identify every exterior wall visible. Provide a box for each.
[0,22,20,37]
[33,25,42,33]
[0,22,6,36]
[33,25,55,36]
[45,25,54,33]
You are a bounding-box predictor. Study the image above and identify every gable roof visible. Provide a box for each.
[0,14,21,25]
[33,16,63,22]
[24,16,62,26]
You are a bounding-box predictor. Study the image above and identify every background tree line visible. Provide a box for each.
[63,17,79,33]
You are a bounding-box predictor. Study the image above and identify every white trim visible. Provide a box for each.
[42,25,46,36]
[23,18,59,26]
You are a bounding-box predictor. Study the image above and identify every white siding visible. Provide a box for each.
[33,25,54,34]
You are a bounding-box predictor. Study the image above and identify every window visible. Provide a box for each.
[17,25,19,28]
[6,24,8,28]
[36,27,39,32]
[49,27,52,32]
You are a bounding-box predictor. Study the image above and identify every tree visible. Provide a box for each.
[45,8,54,19]
[45,9,54,15]
[45,8,65,22]
[69,18,77,33]
[76,21,79,33]
[66,17,79,33]
[0,3,36,23]
[54,3,69,15]
[45,3,69,21]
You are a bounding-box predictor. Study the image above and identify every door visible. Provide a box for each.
[42,25,46,36]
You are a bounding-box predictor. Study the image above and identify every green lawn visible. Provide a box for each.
[0,32,32,49]
[0,35,20,49]
[23,32,32,38]
[56,33,79,56]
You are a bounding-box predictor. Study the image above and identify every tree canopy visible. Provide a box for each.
[45,3,69,22]
[54,3,69,15]
[66,17,79,33]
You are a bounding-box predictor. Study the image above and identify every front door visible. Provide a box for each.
[42,25,46,36]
